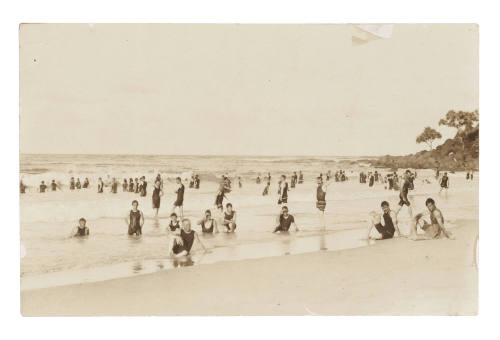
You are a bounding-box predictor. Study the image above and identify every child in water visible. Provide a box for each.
[71,218,90,237]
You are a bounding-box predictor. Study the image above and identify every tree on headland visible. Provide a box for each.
[438,110,479,135]
[416,126,442,150]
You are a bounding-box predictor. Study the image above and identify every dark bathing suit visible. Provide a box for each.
[83,181,89,189]
[140,182,147,197]
[70,181,75,190]
[215,192,225,209]
[51,183,57,191]
[201,219,215,233]
[75,226,89,237]
[278,182,288,204]
[374,212,395,239]
[169,220,180,232]
[174,184,185,206]
[98,182,103,193]
[316,185,326,211]
[441,176,449,188]
[128,210,142,235]
[173,229,195,254]
[40,184,47,193]
[129,182,134,192]
[152,185,161,208]
[398,181,411,206]
[224,211,236,230]
[274,214,295,232]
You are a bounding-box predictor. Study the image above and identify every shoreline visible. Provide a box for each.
[21,220,478,316]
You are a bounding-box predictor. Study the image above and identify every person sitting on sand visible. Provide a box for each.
[395,170,413,219]
[125,200,144,236]
[223,203,237,232]
[168,218,208,257]
[366,201,401,240]
[39,181,47,193]
[168,213,181,234]
[273,206,299,233]
[172,177,185,217]
[197,209,219,234]
[410,198,454,240]
[71,217,90,237]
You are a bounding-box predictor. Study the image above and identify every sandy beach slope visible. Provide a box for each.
[21,220,477,316]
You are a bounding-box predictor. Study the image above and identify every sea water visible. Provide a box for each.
[20,154,478,290]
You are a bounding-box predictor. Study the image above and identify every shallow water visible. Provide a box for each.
[20,154,478,290]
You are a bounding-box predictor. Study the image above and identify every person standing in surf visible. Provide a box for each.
[291,172,297,188]
[97,177,104,193]
[50,179,58,191]
[111,178,118,194]
[71,218,90,238]
[298,171,304,184]
[277,175,289,208]
[125,200,144,236]
[395,170,413,219]
[39,181,47,193]
[439,172,450,195]
[83,178,89,189]
[152,177,162,217]
[139,176,147,197]
[69,177,75,190]
[172,177,185,218]
[122,179,128,192]
[316,176,332,228]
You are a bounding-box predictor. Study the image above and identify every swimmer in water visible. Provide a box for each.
[366,201,401,240]
[97,177,104,193]
[197,209,219,234]
[76,178,81,189]
[168,218,208,257]
[139,176,147,197]
[71,218,90,237]
[172,177,185,218]
[152,178,162,217]
[298,171,304,184]
[168,213,181,234]
[39,181,47,193]
[410,198,454,240]
[439,172,449,195]
[395,170,413,220]
[277,175,289,207]
[273,205,299,233]
[83,178,89,189]
[316,176,332,228]
[214,187,226,212]
[125,200,144,236]
[222,203,237,232]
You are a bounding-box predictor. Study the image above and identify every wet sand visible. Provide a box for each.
[21,220,478,316]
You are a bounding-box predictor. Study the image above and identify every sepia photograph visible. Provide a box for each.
[18,23,479,316]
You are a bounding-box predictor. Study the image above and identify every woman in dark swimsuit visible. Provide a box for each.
[168,213,181,233]
[128,178,134,192]
[152,179,162,217]
[125,200,144,236]
[223,203,237,232]
[169,218,207,257]
[197,210,219,234]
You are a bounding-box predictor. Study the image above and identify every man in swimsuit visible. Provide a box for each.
[39,181,47,193]
[396,170,413,219]
[366,201,401,240]
[152,178,162,217]
[439,172,450,194]
[223,203,237,232]
[197,209,219,234]
[316,176,332,228]
[411,198,454,240]
[273,206,299,233]
[51,180,58,191]
[172,177,185,217]
[125,200,144,236]
[71,217,90,237]
[168,218,208,257]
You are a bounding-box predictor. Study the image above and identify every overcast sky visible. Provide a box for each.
[19,24,478,156]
